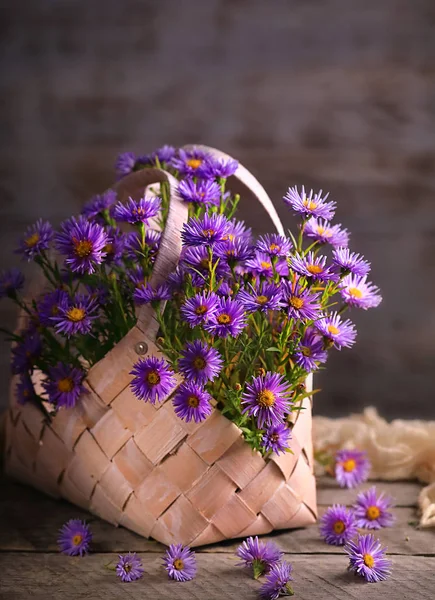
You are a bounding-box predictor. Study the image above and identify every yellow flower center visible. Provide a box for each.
[333,520,345,534]
[173,558,184,570]
[73,239,93,258]
[256,295,268,305]
[348,287,363,298]
[193,356,207,370]
[195,305,207,315]
[261,261,272,269]
[307,264,323,275]
[327,324,340,335]
[104,243,114,255]
[133,206,147,219]
[25,232,40,247]
[186,158,202,169]
[366,505,381,520]
[72,534,83,546]
[222,233,235,242]
[66,307,86,322]
[146,370,160,386]
[187,395,200,408]
[342,458,356,472]
[303,198,318,211]
[363,553,375,568]
[289,296,304,309]
[257,389,276,407]
[300,345,312,357]
[217,313,231,324]
[58,377,74,393]
[318,227,332,237]
[124,564,132,573]
[203,229,216,237]
[269,243,280,252]
[200,259,210,269]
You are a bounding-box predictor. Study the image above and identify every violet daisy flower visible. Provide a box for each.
[335,449,370,488]
[237,282,283,313]
[181,291,219,327]
[203,156,239,179]
[152,144,176,164]
[319,504,358,546]
[115,151,136,178]
[214,238,254,266]
[245,251,275,278]
[280,280,322,321]
[58,519,92,556]
[116,552,144,582]
[340,275,382,310]
[52,293,99,337]
[236,536,282,579]
[284,185,336,221]
[11,331,42,374]
[181,246,230,282]
[163,544,197,582]
[315,312,357,350]
[204,297,247,338]
[127,265,146,288]
[17,219,53,260]
[129,356,176,404]
[178,340,223,385]
[294,328,328,372]
[256,234,292,258]
[223,218,253,244]
[172,381,212,423]
[304,217,349,248]
[171,147,211,178]
[345,534,392,583]
[260,560,294,599]
[133,282,172,305]
[103,226,126,265]
[81,190,117,220]
[0,268,25,298]
[332,247,371,277]
[113,195,161,225]
[353,486,395,529]
[290,252,339,282]
[125,230,161,259]
[178,178,221,206]
[42,362,85,408]
[16,373,37,405]
[262,424,291,455]
[55,216,109,274]
[241,372,292,428]
[181,213,230,247]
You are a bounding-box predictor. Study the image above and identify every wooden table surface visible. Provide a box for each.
[0,475,434,599]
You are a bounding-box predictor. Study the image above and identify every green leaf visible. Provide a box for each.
[266,347,280,352]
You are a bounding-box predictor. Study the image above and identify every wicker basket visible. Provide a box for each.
[3,147,317,547]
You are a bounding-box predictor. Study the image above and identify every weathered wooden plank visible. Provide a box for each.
[316,477,421,507]
[0,553,432,600]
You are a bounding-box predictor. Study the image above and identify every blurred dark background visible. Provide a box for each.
[1,0,434,418]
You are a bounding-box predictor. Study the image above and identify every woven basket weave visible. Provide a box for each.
[3,146,317,547]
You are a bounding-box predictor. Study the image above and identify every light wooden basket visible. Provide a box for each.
[3,147,317,547]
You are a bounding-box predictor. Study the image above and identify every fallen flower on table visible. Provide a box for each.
[163,543,197,582]
[352,486,395,530]
[319,504,358,546]
[236,536,283,579]
[335,449,371,488]
[344,533,392,583]
[57,518,92,557]
[259,560,295,599]
[116,552,144,582]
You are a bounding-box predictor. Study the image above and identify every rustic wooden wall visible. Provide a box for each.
[1,0,434,418]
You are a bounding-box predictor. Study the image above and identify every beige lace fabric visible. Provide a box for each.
[313,407,435,528]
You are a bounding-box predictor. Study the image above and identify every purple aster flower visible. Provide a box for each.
[130,356,176,404]
[113,195,161,225]
[42,362,86,408]
[167,266,186,291]
[172,381,212,423]
[294,328,328,371]
[133,282,172,305]
[204,297,247,338]
[115,151,136,178]
[181,213,230,247]
[340,275,382,310]
[55,216,109,274]
[16,373,37,405]
[85,284,109,306]
[181,291,219,327]
[58,519,92,556]
[178,178,221,206]
[345,534,392,583]
[260,561,294,599]
[103,226,126,264]
[238,282,283,313]
[127,265,146,288]
[290,252,339,282]
[319,504,358,546]
[52,293,99,337]
[332,247,371,277]
[280,280,322,321]
[262,423,291,455]
[353,486,395,529]
[236,536,282,579]
[163,544,197,582]
[245,251,277,278]
[17,219,53,260]
[181,246,230,282]
[256,234,292,258]
[116,552,144,582]
[203,156,239,179]
[178,340,223,385]
[171,147,211,178]
[135,153,153,168]
[284,185,336,221]
[315,312,357,349]
[241,372,292,428]
[223,218,252,244]
[152,144,176,164]
[217,280,235,297]
[214,238,254,266]
[304,217,349,248]
[0,268,25,298]
[11,331,42,374]
[81,190,117,219]
[335,449,370,488]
